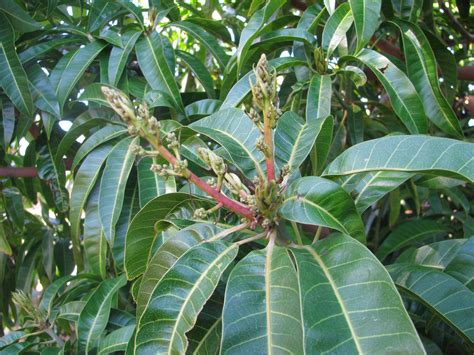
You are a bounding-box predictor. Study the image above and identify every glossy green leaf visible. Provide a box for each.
[389,20,463,138]
[2,187,24,230]
[137,157,176,208]
[136,223,222,318]
[291,234,425,353]
[349,0,381,52]
[322,3,353,58]
[184,99,222,118]
[59,301,85,322]
[51,41,107,110]
[280,177,366,242]
[351,49,427,134]
[236,0,286,73]
[176,50,215,99]
[84,186,108,279]
[98,325,135,354]
[71,125,127,171]
[108,30,141,86]
[221,245,303,354]
[26,64,60,120]
[0,0,42,33]
[222,57,307,108]
[377,219,448,260]
[87,0,123,32]
[306,73,332,123]
[99,137,138,245]
[136,32,184,113]
[135,242,237,354]
[190,108,265,178]
[338,65,367,87]
[389,264,474,343]
[324,135,474,182]
[168,21,229,69]
[274,113,332,175]
[77,275,127,352]
[0,13,33,116]
[19,38,78,64]
[0,224,11,256]
[70,144,114,254]
[125,193,208,279]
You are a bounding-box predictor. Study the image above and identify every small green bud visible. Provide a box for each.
[193,208,207,219]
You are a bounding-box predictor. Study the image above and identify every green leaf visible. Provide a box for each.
[2,187,24,230]
[280,177,366,242]
[39,275,74,317]
[71,125,127,171]
[98,325,135,354]
[108,30,141,86]
[184,99,222,118]
[19,39,78,64]
[168,21,229,70]
[136,223,222,318]
[222,57,307,108]
[59,301,85,322]
[389,264,474,343]
[349,0,381,52]
[376,219,448,260]
[250,28,316,49]
[0,0,42,33]
[291,234,424,353]
[77,275,127,353]
[137,157,176,208]
[124,193,208,279]
[322,3,353,58]
[70,144,114,255]
[351,49,428,134]
[389,20,463,138]
[340,171,413,213]
[236,0,286,73]
[99,137,138,245]
[136,32,184,113]
[338,65,367,87]
[135,242,237,354]
[221,245,303,354]
[0,224,11,256]
[79,83,114,107]
[306,74,332,123]
[26,64,60,120]
[190,108,265,178]
[51,41,107,111]
[274,113,332,175]
[0,13,33,116]
[87,0,123,32]
[176,50,215,99]
[84,186,108,279]
[324,135,474,183]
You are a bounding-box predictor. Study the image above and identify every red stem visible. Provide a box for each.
[156,144,255,220]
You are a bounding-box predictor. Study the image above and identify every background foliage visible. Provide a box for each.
[0,0,473,353]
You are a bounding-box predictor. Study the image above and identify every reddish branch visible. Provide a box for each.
[0,167,37,178]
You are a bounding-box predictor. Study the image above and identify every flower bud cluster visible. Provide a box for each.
[101,86,136,123]
[314,47,327,74]
[197,148,227,176]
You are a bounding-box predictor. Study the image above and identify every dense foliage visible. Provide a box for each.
[0,0,473,353]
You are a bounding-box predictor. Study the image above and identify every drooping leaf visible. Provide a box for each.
[236,0,286,73]
[136,223,222,319]
[135,242,237,354]
[389,264,474,343]
[389,20,463,138]
[291,234,425,353]
[135,32,184,113]
[87,0,123,32]
[377,219,448,260]
[137,156,176,208]
[306,73,332,123]
[0,0,42,33]
[108,30,141,86]
[349,0,381,52]
[0,224,11,256]
[99,137,138,245]
[98,325,135,354]
[70,144,114,254]
[124,193,209,279]
[51,41,107,111]
[190,108,265,178]
[168,21,229,70]
[221,245,303,354]
[322,3,353,58]
[274,113,332,175]
[280,177,366,242]
[324,135,474,183]
[350,49,428,134]
[26,64,60,121]
[176,50,215,99]
[0,13,33,116]
[184,99,222,118]
[77,275,127,353]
